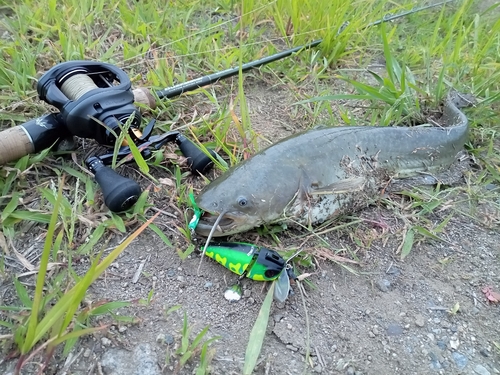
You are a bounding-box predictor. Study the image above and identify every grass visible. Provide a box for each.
[0,0,499,373]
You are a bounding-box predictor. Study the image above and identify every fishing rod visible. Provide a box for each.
[0,0,456,212]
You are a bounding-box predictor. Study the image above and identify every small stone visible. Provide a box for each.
[243,289,251,298]
[83,348,92,358]
[204,282,213,289]
[474,364,491,375]
[286,344,298,352]
[427,333,435,341]
[313,364,322,373]
[166,269,176,277]
[451,352,468,369]
[479,349,490,358]
[372,326,380,335]
[386,323,404,336]
[449,337,460,350]
[436,341,447,350]
[369,331,375,338]
[118,326,127,333]
[377,279,391,292]
[164,334,174,345]
[248,297,255,304]
[101,337,112,347]
[433,318,441,324]
[415,314,425,327]
[346,367,355,375]
[471,307,480,315]
[176,276,185,283]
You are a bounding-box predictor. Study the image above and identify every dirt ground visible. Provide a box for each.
[2,76,498,375]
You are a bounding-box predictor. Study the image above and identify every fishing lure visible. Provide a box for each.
[188,193,294,301]
[205,242,295,302]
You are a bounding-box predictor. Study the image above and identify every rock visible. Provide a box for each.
[346,367,355,375]
[204,281,213,289]
[377,279,391,292]
[474,364,491,375]
[386,323,404,336]
[449,337,460,350]
[101,337,112,347]
[451,352,468,370]
[101,343,161,375]
[83,348,92,358]
[415,314,425,327]
[118,326,127,333]
[479,349,490,357]
[436,341,447,350]
[313,364,322,373]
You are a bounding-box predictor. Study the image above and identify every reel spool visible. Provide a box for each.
[37,61,142,146]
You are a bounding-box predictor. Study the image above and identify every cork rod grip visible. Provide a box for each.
[132,88,157,109]
[0,126,35,165]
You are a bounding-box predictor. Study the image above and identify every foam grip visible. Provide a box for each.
[0,126,35,165]
[132,88,157,109]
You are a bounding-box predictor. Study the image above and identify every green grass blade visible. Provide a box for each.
[21,177,63,354]
[243,282,274,375]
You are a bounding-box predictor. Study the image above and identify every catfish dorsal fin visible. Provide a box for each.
[309,176,367,195]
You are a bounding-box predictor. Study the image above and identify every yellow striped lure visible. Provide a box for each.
[205,241,294,302]
[188,192,294,302]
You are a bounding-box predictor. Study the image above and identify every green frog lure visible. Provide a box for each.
[188,192,295,302]
[205,241,295,302]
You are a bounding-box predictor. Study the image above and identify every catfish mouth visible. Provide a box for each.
[195,210,246,237]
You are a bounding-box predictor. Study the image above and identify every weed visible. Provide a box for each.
[172,311,220,374]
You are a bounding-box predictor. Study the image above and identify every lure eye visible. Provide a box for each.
[237,197,248,207]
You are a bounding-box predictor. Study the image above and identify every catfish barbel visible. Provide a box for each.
[194,92,471,237]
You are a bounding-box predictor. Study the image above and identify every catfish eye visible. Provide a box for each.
[237,197,248,207]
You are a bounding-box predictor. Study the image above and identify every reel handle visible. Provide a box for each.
[86,157,142,212]
[176,134,217,175]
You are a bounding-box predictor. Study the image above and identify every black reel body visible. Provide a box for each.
[37,61,141,145]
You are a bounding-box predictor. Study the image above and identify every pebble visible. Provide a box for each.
[415,314,425,327]
[101,337,112,347]
[286,344,298,352]
[118,326,127,333]
[377,279,391,292]
[479,349,490,358]
[101,343,160,375]
[204,282,213,289]
[436,341,447,350]
[313,365,322,373]
[386,323,404,336]
[243,289,252,298]
[176,276,185,283]
[346,367,355,375]
[166,269,176,277]
[451,352,468,369]
[450,337,460,350]
[83,348,92,358]
[474,364,491,375]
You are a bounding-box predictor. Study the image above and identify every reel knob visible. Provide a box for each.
[176,134,217,175]
[86,157,142,212]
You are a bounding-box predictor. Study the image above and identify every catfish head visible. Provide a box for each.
[194,153,301,237]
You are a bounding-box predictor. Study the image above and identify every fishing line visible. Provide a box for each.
[196,209,227,276]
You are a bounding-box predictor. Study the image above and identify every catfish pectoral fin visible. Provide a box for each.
[309,176,367,195]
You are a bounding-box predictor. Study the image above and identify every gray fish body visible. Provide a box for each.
[195,93,469,237]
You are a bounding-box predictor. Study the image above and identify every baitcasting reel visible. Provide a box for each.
[0,61,217,212]
[37,61,143,146]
